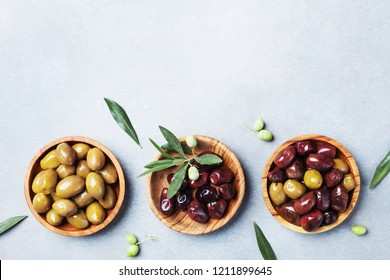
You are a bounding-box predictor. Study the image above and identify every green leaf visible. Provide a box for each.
[0,216,28,235]
[168,164,188,198]
[149,138,175,160]
[159,126,186,158]
[104,98,142,148]
[194,154,222,165]
[144,159,174,169]
[370,151,390,189]
[253,222,277,260]
[173,158,186,166]
[161,143,193,155]
[137,161,176,177]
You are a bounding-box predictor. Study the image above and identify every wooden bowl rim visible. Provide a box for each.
[146,135,245,235]
[262,134,360,234]
[24,136,125,237]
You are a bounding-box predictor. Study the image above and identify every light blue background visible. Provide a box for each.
[1,0,389,259]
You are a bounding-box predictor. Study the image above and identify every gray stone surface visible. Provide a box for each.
[0,0,389,259]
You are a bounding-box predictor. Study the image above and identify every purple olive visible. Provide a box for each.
[187,201,209,223]
[301,209,324,232]
[219,183,236,200]
[294,192,317,215]
[322,209,338,226]
[167,173,188,191]
[331,185,349,212]
[324,168,343,188]
[189,171,209,188]
[295,140,316,156]
[193,151,222,172]
[316,142,337,158]
[314,186,330,211]
[285,158,305,180]
[207,199,227,219]
[175,188,193,211]
[274,146,296,169]
[195,185,219,203]
[209,166,234,185]
[306,154,334,172]
[160,188,176,216]
[267,167,287,183]
[278,201,301,226]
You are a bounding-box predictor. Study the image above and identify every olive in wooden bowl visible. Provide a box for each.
[146,135,245,235]
[24,136,125,237]
[262,134,360,234]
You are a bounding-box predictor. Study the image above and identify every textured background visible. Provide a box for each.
[0,0,389,259]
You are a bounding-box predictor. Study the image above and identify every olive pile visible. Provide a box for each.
[31,142,118,229]
[160,152,236,223]
[267,140,356,232]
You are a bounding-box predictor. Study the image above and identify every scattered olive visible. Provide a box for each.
[126,233,138,245]
[127,245,139,257]
[258,130,273,142]
[352,225,367,236]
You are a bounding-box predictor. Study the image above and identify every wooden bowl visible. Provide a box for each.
[262,134,360,234]
[24,136,125,237]
[146,136,245,235]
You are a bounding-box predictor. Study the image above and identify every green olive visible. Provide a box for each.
[283,179,307,199]
[303,169,323,190]
[46,209,63,226]
[72,143,91,160]
[56,175,85,199]
[87,148,106,171]
[98,185,117,209]
[56,164,76,179]
[269,182,287,206]
[333,158,350,174]
[52,199,78,217]
[76,160,91,179]
[56,143,77,166]
[72,189,95,208]
[98,163,118,184]
[86,172,105,200]
[32,169,58,194]
[66,210,90,229]
[86,201,106,225]
[32,193,52,213]
[51,192,62,202]
[40,150,60,169]
[342,173,356,191]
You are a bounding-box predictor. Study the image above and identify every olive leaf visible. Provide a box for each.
[0,216,28,235]
[253,222,277,260]
[161,143,193,155]
[159,126,186,158]
[144,159,174,169]
[369,151,390,189]
[137,161,176,177]
[104,98,142,148]
[149,138,175,160]
[194,154,222,165]
[167,164,188,199]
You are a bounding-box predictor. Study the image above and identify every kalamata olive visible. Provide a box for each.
[274,146,296,169]
[267,167,287,183]
[306,154,334,172]
[301,209,324,232]
[168,173,189,190]
[160,188,176,216]
[314,186,330,211]
[331,185,349,212]
[189,171,208,188]
[193,151,222,172]
[295,140,316,156]
[283,179,306,199]
[285,159,305,180]
[316,142,337,158]
[333,158,350,174]
[322,209,338,225]
[293,192,316,215]
[209,166,234,185]
[324,168,343,188]
[278,201,301,226]
[175,188,193,211]
[269,182,287,206]
[187,200,209,223]
[219,183,236,200]
[195,185,219,203]
[207,199,227,219]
